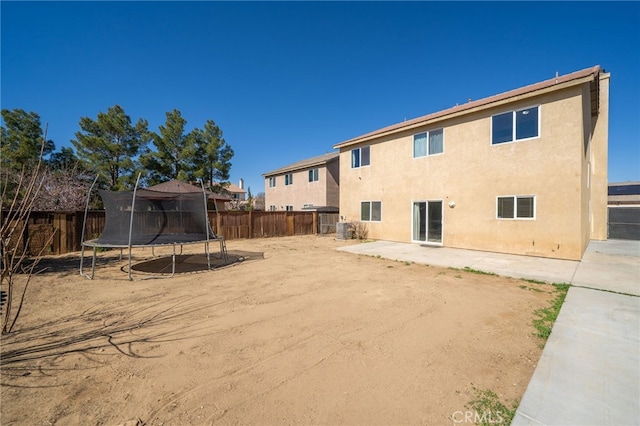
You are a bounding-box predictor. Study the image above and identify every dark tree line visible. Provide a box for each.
[1,106,234,210]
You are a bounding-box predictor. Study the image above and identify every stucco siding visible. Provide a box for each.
[339,85,592,260]
[325,159,340,208]
[590,73,610,241]
[264,158,340,211]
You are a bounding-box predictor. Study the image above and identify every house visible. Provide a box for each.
[226,179,247,201]
[263,152,340,212]
[608,182,640,206]
[607,182,640,240]
[147,180,230,212]
[333,65,609,261]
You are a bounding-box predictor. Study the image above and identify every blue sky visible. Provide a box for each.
[2,1,639,194]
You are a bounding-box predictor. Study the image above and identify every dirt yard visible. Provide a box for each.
[1,235,554,425]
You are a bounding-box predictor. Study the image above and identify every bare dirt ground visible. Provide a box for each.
[1,235,554,425]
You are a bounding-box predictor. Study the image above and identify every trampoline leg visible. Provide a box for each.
[79,245,86,277]
[80,245,97,280]
[171,245,176,277]
[90,247,97,280]
[205,241,211,269]
[128,246,133,281]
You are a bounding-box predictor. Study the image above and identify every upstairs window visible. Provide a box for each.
[285,173,293,185]
[351,146,370,168]
[268,177,276,188]
[497,195,535,219]
[492,106,539,144]
[414,128,444,157]
[308,168,319,182]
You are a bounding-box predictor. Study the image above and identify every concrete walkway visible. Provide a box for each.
[337,239,640,425]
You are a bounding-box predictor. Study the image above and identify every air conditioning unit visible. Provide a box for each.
[336,222,352,240]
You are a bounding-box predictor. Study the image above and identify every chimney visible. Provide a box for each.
[239,178,244,190]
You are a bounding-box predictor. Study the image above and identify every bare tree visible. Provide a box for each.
[1,133,52,334]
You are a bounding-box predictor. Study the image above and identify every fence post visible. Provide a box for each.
[312,211,318,235]
[248,210,253,239]
[52,214,62,255]
[286,212,294,236]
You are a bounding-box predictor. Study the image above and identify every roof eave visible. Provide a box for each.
[263,156,338,177]
[333,68,600,150]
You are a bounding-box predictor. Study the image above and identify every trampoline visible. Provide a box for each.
[80,175,227,280]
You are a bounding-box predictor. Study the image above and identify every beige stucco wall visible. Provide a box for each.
[325,159,340,208]
[590,73,610,241]
[264,163,336,211]
[339,82,604,260]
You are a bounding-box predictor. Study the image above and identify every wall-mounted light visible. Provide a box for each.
[448,201,456,208]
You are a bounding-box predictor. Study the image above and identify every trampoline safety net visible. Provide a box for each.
[94,188,212,246]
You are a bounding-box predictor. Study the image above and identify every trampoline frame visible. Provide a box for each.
[79,174,227,280]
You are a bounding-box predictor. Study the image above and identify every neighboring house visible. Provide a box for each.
[147,180,230,212]
[608,182,640,240]
[226,179,247,201]
[333,65,609,261]
[263,152,340,212]
[608,182,640,206]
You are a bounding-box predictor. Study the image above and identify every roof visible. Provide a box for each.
[263,152,340,177]
[147,180,231,201]
[334,65,603,149]
[147,180,203,193]
[608,182,640,205]
[225,182,246,194]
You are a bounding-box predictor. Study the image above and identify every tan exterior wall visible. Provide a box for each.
[264,163,337,211]
[339,82,605,260]
[590,73,610,241]
[326,160,340,208]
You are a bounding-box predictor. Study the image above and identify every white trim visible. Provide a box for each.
[490,105,541,146]
[351,146,371,169]
[412,128,445,159]
[360,200,382,222]
[496,195,536,220]
[411,200,444,246]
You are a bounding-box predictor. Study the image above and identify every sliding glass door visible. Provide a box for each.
[412,201,443,244]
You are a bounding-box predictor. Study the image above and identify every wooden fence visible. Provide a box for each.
[3,210,338,256]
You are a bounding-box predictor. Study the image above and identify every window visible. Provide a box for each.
[361,201,382,222]
[351,146,370,168]
[268,177,276,188]
[303,203,314,208]
[492,106,539,144]
[286,205,294,211]
[414,129,444,158]
[497,196,535,219]
[269,205,276,211]
[285,173,293,185]
[308,168,319,182]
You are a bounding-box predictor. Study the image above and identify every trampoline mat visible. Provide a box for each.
[129,250,265,275]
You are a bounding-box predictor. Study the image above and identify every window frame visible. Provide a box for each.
[308,168,319,182]
[351,146,371,168]
[413,128,445,158]
[496,195,536,220]
[491,105,540,145]
[285,173,293,186]
[268,176,276,188]
[360,200,382,222]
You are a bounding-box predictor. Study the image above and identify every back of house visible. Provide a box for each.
[334,66,609,261]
